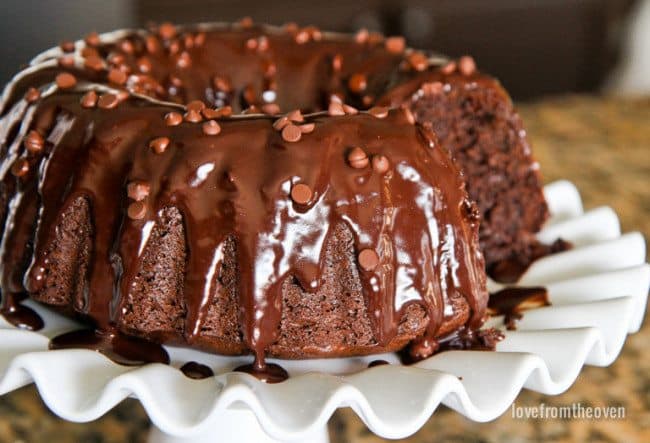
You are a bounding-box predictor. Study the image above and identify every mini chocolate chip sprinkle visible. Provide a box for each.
[108,68,127,85]
[385,36,406,54]
[202,120,221,135]
[119,39,135,54]
[127,181,150,201]
[24,87,41,103]
[184,109,203,123]
[355,28,369,44]
[332,54,343,72]
[362,95,375,107]
[80,90,98,108]
[294,29,310,44]
[57,56,75,69]
[441,61,457,74]
[347,147,369,169]
[368,106,389,118]
[194,32,207,46]
[164,112,183,126]
[116,90,130,103]
[408,52,428,71]
[158,22,177,40]
[245,37,258,50]
[262,103,281,115]
[348,73,367,94]
[212,75,231,92]
[372,154,390,174]
[343,104,358,115]
[127,201,147,220]
[358,249,379,271]
[284,22,299,33]
[146,35,161,53]
[85,32,100,46]
[176,51,192,68]
[286,109,304,122]
[11,158,30,177]
[186,100,206,112]
[84,55,105,71]
[239,16,254,28]
[107,52,126,66]
[97,93,119,109]
[60,40,75,52]
[137,57,152,73]
[149,136,170,154]
[299,123,315,133]
[81,46,99,58]
[183,34,195,49]
[273,116,290,130]
[328,102,345,116]
[402,106,416,125]
[305,26,322,41]
[281,124,302,142]
[458,55,476,76]
[55,72,77,89]
[422,81,444,95]
[24,130,44,153]
[168,40,181,55]
[290,183,312,205]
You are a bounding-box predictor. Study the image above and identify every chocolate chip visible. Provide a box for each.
[55,72,77,89]
[80,90,98,108]
[168,39,181,55]
[176,51,192,68]
[368,106,389,118]
[348,73,367,94]
[422,81,443,95]
[239,16,254,28]
[60,41,75,52]
[11,158,29,177]
[81,47,99,58]
[127,181,150,201]
[119,39,135,54]
[164,112,183,126]
[281,124,302,142]
[108,68,127,85]
[184,109,203,123]
[385,36,405,54]
[441,61,457,74]
[24,87,41,103]
[372,154,390,174]
[97,93,119,109]
[202,106,230,119]
[290,183,312,204]
[294,29,310,44]
[355,28,369,44]
[212,75,231,92]
[85,32,100,46]
[258,36,269,51]
[24,130,44,153]
[343,104,358,115]
[84,55,105,71]
[107,52,126,66]
[408,52,428,71]
[458,55,476,76]
[328,101,345,116]
[347,147,368,169]
[116,90,130,102]
[299,123,315,133]
[158,22,177,40]
[273,116,290,130]
[245,37,258,50]
[202,120,221,135]
[194,32,207,46]
[145,35,161,53]
[286,109,304,123]
[362,95,375,107]
[358,249,379,271]
[127,201,147,220]
[149,136,170,154]
[186,100,206,112]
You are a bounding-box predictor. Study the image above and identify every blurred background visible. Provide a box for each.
[1,0,650,99]
[0,1,648,443]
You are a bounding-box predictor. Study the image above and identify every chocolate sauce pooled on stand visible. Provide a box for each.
[234,361,289,384]
[488,286,550,330]
[0,22,491,373]
[180,361,214,379]
[0,292,44,331]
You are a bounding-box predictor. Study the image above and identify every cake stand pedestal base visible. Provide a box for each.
[146,408,330,443]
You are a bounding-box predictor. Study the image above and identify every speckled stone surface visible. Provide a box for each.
[0,95,648,443]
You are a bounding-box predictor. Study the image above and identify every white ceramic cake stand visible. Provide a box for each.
[0,180,648,443]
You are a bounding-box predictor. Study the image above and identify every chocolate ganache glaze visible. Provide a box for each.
[0,21,494,369]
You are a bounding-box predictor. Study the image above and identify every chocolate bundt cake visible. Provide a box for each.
[0,20,548,365]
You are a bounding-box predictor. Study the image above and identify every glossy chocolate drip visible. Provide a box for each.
[49,328,170,366]
[0,23,488,365]
[0,292,43,330]
[488,286,550,330]
[180,361,214,379]
[367,359,389,368]
[234,361,289,383]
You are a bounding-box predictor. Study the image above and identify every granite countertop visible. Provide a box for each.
[0,95,648,443]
